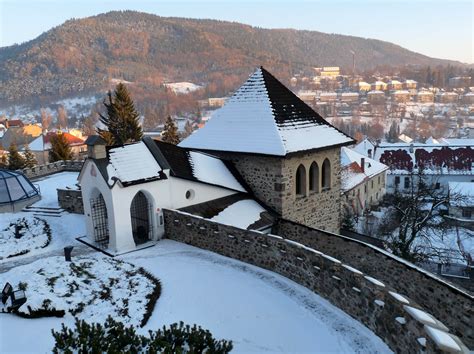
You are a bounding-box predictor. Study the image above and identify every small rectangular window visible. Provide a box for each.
[462,209,472,218]
[395,176,400,185]
[159,215,164,225]
[404,177,410,189]
[435,182,440,189]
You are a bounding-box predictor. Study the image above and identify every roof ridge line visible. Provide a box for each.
[258,68,287,156]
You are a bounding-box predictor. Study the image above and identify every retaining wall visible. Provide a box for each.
[163,209,470,353]
[57,189,83,214]
[22,160,83,180]
[273,219,474,348]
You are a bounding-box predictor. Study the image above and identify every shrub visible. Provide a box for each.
[52,316,233,353]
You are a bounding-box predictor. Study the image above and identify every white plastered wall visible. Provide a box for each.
[79,160,237,253]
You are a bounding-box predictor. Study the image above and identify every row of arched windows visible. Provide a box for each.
[295,158,331,196]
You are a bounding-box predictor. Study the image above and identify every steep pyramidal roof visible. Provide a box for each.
[180,67,354,156]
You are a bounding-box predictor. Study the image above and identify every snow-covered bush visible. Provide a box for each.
[52,316,233,353]
[0,256,161,326]
[0,217,51,259]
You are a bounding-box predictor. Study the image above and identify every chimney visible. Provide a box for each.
[361,158,365,173]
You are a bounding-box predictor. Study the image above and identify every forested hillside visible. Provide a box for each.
[0,10,463,103]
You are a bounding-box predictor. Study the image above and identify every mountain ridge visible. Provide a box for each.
[0,10,466,104]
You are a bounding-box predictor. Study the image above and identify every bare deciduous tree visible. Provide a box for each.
[378,170,465,262]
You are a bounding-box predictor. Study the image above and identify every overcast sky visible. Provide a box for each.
[0,0,472,63]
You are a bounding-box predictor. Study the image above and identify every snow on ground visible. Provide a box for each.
[0,255,155,326]
[164,82,203,94]
[54,95,98,112]
[0,172,86,267]
[33,171,80,207]
[0,217,50,259]
[0,240,391,353]
[122,241,391,353]
[211,199,265,229]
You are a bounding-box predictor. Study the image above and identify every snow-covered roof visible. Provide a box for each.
[188,151,245,192]
[418,90,434,96]
[341,147,388,192]
[95,138,246,192]
[106,141,162,185]
[341,147,388,178]
[398,134,413,143]
[341,92,359,97]
[179,67,354,156]
[28,135,44,151]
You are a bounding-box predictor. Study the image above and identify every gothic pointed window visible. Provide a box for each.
[322,158,331,190]
[295,164,306,196]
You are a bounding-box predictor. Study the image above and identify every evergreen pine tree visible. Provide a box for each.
[8,143,25,170]
[98,83,143,145]
[161,116,180,145]
[180,120,194,139]
[49,133,73,162]
[341,209,356,231]
[23,144,38,168]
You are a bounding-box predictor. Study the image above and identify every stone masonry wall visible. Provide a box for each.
[281,147,341,232]
[213,152,284,213]
[57,188,83,214]
[22,160,83,180]
[273,219,474,348]
[164,209,470,353]
[214,147,341,233]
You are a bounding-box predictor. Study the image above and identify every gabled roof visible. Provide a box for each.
[85,135,106,146]
[44,132,84,146]
[340,147,388,192]
[179,194,275,231]
[90,138,246,192]
[179,67,354,156]
[145,138,245,192]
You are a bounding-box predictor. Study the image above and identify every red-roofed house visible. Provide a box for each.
[341,147,388,215]
[27,131,86,164]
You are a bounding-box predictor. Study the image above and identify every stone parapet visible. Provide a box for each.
[164,209,471,353]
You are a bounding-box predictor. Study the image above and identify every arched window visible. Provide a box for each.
[295,164,306,196]
[309,162,319,192]
[322,158,331,190]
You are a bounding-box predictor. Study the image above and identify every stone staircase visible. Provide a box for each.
[22,205,65,218]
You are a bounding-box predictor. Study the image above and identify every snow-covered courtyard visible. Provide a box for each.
[0,171,392,352]
[1,240,391,353]
[0,172,87,270]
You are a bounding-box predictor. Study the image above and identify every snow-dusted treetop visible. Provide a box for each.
[180,67,354,156]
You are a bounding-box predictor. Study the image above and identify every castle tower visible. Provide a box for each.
[180,67,354,232]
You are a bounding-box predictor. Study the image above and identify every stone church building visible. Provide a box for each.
[180,67,354,232]
[79,67,354,253]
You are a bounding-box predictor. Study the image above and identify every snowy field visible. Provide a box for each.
[33,172,80,207]
[0,171,391,353]
[0,240,391,353]
[0,172,86,268]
